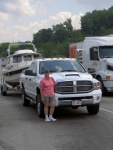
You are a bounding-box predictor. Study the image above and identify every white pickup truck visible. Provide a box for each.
[20,58,102,118]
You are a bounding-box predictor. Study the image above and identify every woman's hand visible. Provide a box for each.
[41,96,44,103]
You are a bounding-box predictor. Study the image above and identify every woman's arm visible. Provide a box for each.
[54,84,57,92]
[51,77,57,92]
[40,86,44,102]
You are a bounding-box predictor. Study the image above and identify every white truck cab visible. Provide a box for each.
[69,36,113,95]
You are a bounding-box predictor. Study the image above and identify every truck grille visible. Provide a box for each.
[56,80,93,94]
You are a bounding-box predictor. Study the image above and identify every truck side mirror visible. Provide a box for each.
[88,68,96,74]
[25,69,36,76]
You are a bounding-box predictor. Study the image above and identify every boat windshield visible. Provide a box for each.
[99,46,113,58]
[13,56,22,63]
[39,59,86,74]
[24,55,32,61]
[34,55,41,60]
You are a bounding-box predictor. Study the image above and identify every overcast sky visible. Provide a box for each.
[0,0,113,43]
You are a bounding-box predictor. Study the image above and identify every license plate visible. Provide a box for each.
[72,100,81,106]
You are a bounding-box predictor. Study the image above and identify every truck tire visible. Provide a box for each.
[97,77,107,96]
[1,85,7,96]
[36,94,44,118]
[87,103,99,115]
[22,87,30,106]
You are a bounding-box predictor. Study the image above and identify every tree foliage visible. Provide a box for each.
[0,42,10,57]
[32,18,83,58]
[81,6,113,36]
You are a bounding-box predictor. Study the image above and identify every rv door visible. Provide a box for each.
[88,47,99,77]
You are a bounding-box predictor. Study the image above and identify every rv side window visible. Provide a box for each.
[90,47,99,61]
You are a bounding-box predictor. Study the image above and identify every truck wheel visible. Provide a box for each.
[87,103,99,115]
[97,77,107,96]
[1,85,7,96]
[36,94,44,118]
[22,87,30,106]
[72,106,79,109]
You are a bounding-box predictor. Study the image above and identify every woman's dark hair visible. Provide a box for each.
[44,70,49,73]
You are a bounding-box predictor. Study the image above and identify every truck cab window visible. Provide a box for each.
[90,47,99,61]
[99,46,113,58]
[29,62,37,75]
[32,62,37,75]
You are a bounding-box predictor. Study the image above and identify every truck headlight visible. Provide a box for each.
[107,65,113,71]
[93,82,100,90]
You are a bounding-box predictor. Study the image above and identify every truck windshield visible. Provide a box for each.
[99,46,113,58]
[39,60,86,74]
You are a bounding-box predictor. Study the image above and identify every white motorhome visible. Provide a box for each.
[69,36,113,95]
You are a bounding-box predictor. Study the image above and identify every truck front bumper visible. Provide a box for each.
[103,80,113,92]
[54,89,102,107]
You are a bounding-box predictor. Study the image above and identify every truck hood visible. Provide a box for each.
[50,72,93,82]
[106,58,113,66]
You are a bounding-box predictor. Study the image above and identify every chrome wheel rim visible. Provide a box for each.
[37,102,40,114]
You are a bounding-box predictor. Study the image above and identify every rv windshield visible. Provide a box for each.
[99,46,113,58]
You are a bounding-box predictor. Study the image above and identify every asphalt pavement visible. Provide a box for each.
[0,92,113,150]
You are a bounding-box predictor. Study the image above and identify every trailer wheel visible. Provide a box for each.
[97,77,107,96]
[87,103,99,115]
[1,85,7,96]
[22,87,30,106]
[36,94,44,118]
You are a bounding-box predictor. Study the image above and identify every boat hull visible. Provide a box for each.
[2,66,29,87]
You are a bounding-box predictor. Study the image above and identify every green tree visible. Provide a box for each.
[81,7,113,36]
[71,29,84,43]
[0,42,10,57]
[33,28,53,48]
[63,18,73,39]
[52,24,68,43]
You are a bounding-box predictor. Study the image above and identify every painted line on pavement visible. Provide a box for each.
[100,108,113,114]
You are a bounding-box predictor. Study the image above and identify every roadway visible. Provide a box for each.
[0,92,113,150]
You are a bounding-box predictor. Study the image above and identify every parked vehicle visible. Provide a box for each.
[20,58,102,118]
[1,42,41,96]
[69,36,113,95]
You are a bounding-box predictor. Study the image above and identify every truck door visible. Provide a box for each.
[25,62,36,98]
[30,62,38,99]
[88,47,99,77]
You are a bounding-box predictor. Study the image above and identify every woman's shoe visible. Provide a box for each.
[49,117,57,121]
[45,118,50,122]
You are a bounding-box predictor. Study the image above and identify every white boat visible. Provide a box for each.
[1,42,41,95]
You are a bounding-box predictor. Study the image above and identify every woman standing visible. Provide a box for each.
[40,70,57,122]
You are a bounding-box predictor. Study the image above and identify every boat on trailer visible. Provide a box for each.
[1,42,41,96]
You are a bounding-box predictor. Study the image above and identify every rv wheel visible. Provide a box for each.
[97,77,107,96]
